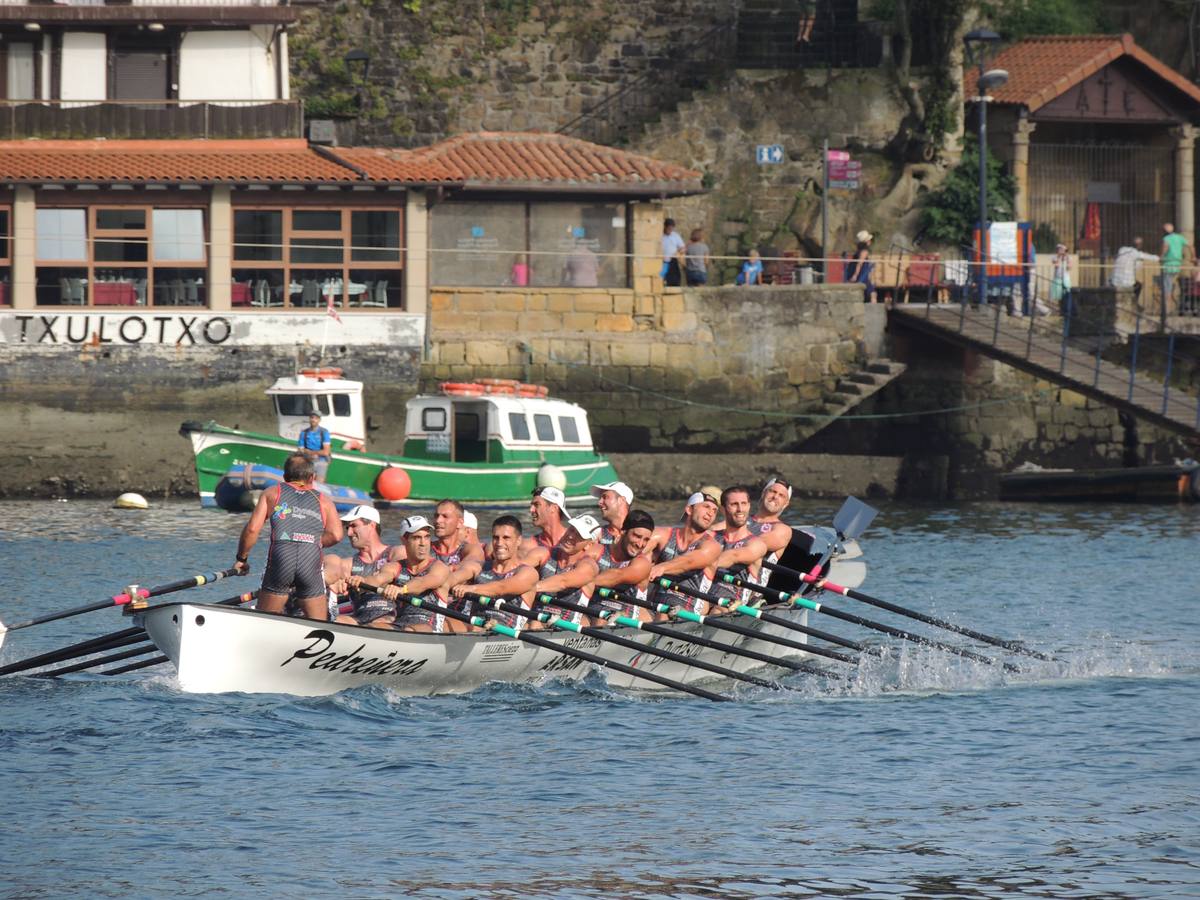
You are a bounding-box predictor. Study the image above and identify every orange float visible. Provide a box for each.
[299,367,344,380]
[517,383,549,398]
[376,466,412,501]
[440,382,485,396]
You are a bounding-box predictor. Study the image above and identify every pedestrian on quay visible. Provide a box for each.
[1110,237,1158,302]
[1050,243,1072,311]
[846,230,874,302]
[1160,222,1192,323]
[685,228,711,286]
[661,218,685,287]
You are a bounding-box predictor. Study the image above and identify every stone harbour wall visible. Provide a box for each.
[422,284,868,451]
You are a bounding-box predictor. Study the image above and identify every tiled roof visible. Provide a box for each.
[0,139,361,184]
[359,132,704,193]
[967,34,1200,112]
[330,147,459,184]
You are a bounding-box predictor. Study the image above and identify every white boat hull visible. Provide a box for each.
[139,601,821,698]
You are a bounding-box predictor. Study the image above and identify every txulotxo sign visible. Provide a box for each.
[8,312,233,345]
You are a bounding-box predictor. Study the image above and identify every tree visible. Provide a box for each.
[919,136,1016,247]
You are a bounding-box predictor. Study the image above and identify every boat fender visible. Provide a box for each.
[537,463,567,491]
[377,466,412,501]
[113,492,149,510]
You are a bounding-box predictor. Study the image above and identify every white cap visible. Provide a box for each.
[762,477,793,501]
[687,487,722,508]
[565,513,602,539]
[590,481,633,505]
[532,485,568,515]
[400,515,433,535]
[463,510,478,530]
[340,504,380,524]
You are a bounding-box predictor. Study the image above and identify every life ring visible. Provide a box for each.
[299,367,343,380]
[479,378,519,387]
[517,383,549,398]
[440,381,485,396]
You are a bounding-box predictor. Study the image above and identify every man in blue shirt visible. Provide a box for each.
[297,411,331,482]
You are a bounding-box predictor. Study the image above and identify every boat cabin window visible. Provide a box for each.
[276,394,330,417]
[509,412,531,441]
[533,413,555,442]
[422,408,447,431]
[332,394,351,417]
[558,416,579,443]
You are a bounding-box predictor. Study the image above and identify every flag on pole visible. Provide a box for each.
[324,286,342,323]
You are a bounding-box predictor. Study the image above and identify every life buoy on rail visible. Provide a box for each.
[299,367,344,380]
[440,382,485,396]
[517,383,549,398]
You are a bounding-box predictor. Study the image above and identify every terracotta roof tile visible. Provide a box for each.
[360,131,703,193]
[0,138,365,184]
[330,146,458,183]
[966,34,1200,112]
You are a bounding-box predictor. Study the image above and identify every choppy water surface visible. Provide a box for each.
[1,499,1197,898]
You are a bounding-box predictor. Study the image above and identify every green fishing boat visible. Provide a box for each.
[181,369,619,510]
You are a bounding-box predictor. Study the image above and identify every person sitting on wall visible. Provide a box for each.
[846,231,874,302]
[297,411,332,483]
[1111,237,1159,303]
[736,249,764,286]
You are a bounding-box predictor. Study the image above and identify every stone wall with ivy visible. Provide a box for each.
[289,0,732,146]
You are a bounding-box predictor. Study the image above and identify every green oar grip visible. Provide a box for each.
[673,608,703,624]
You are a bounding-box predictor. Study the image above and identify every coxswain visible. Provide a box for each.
[587,508,654,622]
[706,485,769,612]
[431,499,485,593]
[643,488,722,617]
[324,504,396,620]
[233,453,343,619]
[353,516,450,632]
[590,480,633,545]
[748,476,794,561]
[451,515,539,632]
[521,486,571,561]
[530,513,603,625]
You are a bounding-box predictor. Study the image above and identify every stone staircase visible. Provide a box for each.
[802,357,907,442]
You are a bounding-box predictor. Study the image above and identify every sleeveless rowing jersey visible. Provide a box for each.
[708,529,756,605]
[474,562,531,629]
[391,559,445,632]
[262,482,326,601]
[649,527,712,613]
[591,544,643,618]
[432,540,467,568]
[346,546,395,624]
[596,525,620,547]
[747,518,782,587]
[536,549,584,625]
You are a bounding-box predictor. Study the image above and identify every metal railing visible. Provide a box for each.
[556,22,734,147]
[0,98,302,140]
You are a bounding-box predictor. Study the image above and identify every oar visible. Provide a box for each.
[100,654,169,676]
[0,567,242,650]
[475,596,786,691]
[37,643,159,678]
[649,578,860,665]
[719,572,1020,673]
[0,592,255,679]
[537,592,840,681]
[762,559,1057,662]
[396,595,729,702]
[708,570,884,656]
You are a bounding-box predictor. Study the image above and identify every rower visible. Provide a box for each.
[324,504,396,620]
[451,515,539,632]
[375,516,450,633]
[706,485,769,612]
[747,476,794,562]
[431,499,484,593]
[531,513,602,625]
[233,453,343,620]
[644,488,722,617]
[461,509,480,545]
[587,508,654,622]
[590,480,633,545]
[521,486,570,561]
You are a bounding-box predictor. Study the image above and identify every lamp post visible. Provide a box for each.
[963,29,1007,308]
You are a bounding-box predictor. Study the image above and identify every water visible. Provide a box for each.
[1,499,1197,898]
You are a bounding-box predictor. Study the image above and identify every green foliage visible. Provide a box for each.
[983,0,1109,39]
[1032,222,1061,254]
[920,137,1016,246]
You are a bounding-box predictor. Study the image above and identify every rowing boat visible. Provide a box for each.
[138,532,868,697]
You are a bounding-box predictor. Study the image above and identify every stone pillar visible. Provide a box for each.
[404,190,428,316]
[11,185,35,309]
[630,200,664,295]
[1011,117,1036,222]
[1173,124,1196,246]
[207,186,232,310]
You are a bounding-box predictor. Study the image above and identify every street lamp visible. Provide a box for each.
[343,48,371,110]
[964,28,1007,308]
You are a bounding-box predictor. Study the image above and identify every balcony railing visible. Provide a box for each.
[0,99,302,140]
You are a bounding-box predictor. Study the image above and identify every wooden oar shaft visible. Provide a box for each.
[480,598,782,690]
[762,560,1055,662]
[403,596,730,701]
[0,567,241,635]
[538,593,832,679]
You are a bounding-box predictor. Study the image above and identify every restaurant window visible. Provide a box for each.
[431,200,629,288]
[232,206,404,310]
[0,207,10,307]
[35,205,207,307]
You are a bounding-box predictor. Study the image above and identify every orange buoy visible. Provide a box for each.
[376,466,411,501]
[440,382,485,396]
[299,367,344,380]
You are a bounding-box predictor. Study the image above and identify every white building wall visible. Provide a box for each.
[60,33,108,102]
[178,30,276,101]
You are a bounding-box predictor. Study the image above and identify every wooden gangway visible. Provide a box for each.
[890,303,1200,440]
